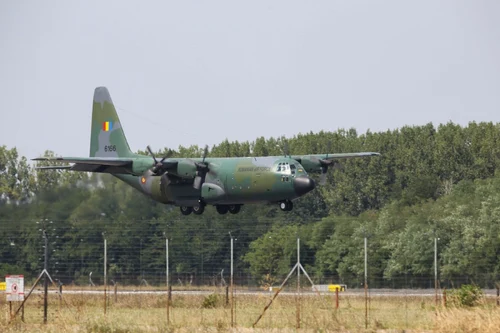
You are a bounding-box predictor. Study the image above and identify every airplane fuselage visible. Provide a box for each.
[115,156,314,213]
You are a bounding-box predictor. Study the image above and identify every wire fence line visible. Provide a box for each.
[1,219,499,291]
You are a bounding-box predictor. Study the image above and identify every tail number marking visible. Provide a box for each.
[104,145,117,152]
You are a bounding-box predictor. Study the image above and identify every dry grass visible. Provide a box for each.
[1,289,499,332]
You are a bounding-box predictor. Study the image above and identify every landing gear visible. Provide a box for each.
[180,206,192,215]
[216,204,241,214]
[180,202,206,215]
[183,204,241,216]
[228,205,241,214]
[192,204,205,215]
[216,205,229,215]
[279,200,293,212]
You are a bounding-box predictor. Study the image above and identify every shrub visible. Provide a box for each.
[202,293,221,308]
[449,284,483,307]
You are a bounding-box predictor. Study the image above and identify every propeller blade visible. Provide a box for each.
[146,145,157,163]
[193,175,203,190]
[326,141,331,159]
[284,142,289,157]
[190,145,211,190]
[333,162,343,170]
[202,145,208,162]
[159,149,173,164]
[147,146,174,175]
[319,159,334,185]
[320,172,327,185]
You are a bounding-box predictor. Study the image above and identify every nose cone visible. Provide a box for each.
[294,176,316,196]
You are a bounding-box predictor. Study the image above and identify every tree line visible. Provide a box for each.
[1,121,499,287]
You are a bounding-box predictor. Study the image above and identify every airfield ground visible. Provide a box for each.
[1,287,499,332]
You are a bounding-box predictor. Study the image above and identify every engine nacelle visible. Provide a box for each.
[297,157,323,173]
[170,160,197,179]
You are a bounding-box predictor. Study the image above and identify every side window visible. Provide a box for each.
[290,164,296,175]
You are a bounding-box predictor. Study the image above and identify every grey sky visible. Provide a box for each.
[1,0,499,159]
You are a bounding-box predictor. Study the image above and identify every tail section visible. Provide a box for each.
[90,87,134,158]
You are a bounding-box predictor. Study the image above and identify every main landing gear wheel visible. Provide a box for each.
[180,206,192,215]
[279,200,293,212]
[193,204,205,215]
[216,205,229,215]
[228,205,241,214]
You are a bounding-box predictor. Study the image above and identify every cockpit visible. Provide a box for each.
[276,162,294,175]
[273,159,315,194]
[275,161,307,177]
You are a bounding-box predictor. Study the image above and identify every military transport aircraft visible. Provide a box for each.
[34,87,380,215]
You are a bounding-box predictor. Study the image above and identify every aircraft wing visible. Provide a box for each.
[301,152,380,160]
[293,152,380,162]
[32,157,135,174]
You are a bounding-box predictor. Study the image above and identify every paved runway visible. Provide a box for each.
[37,288,500,298]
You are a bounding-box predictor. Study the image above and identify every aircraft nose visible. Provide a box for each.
[294,176,316,196]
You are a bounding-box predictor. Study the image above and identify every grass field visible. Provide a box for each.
[1,287,499,332]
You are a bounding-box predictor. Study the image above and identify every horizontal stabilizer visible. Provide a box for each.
[33,157,133,166]
[32,156,136,174]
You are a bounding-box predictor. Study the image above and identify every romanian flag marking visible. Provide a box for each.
[102,121,113,132]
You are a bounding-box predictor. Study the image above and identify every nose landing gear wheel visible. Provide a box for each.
[180,206,193,215]
[279,200,293,212]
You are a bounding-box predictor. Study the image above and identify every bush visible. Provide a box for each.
[202,293,222,308]
[449,284,483,307]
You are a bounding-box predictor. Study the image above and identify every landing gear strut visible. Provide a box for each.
[279,200,293,212]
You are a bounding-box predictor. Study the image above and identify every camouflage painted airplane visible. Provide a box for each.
[34,87,380,215]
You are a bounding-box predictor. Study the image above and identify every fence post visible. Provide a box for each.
[442,288,447,308]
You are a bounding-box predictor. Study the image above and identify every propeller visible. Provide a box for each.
[283,142,290,157]
[319,141,335,185]
[193,145,209,190]
[277,137,290,157]
[146,145,171,175]
[319,159,334,185]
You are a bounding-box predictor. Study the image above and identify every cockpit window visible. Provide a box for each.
[276,162,293,175]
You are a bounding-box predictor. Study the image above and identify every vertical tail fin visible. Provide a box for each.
[90,87,134,158]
